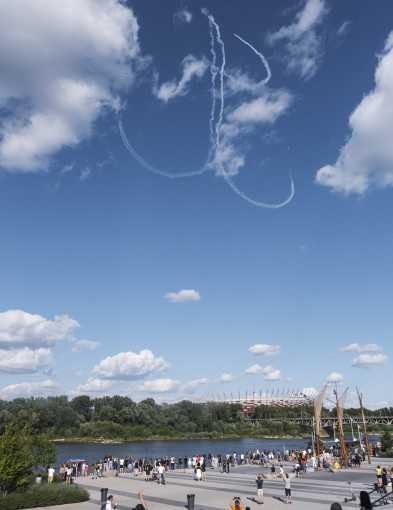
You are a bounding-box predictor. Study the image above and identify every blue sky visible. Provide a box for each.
[0,0,392,410]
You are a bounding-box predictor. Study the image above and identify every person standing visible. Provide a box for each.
[284,474,292,504]
[255,474,264,504]
[47,466,55,483]
[157,463,165,484]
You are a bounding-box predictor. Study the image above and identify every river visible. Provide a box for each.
[54,435,380,468]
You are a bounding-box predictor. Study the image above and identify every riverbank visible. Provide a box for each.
[52,433,307,444]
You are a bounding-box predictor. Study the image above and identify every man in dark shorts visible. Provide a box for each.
[255,474,264,504]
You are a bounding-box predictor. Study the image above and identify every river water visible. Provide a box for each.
[54,435,380,468]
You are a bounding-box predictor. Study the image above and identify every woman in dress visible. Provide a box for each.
[196,462,202,482]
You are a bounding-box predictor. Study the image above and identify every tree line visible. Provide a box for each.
[0,396,391,440]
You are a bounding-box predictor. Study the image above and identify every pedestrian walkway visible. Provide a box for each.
[32,456,393,510]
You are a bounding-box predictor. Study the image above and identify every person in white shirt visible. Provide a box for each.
[157,464,165,484]
[105,495,117,510]
[48,466,55,483]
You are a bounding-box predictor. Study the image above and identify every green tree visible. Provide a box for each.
[31,431,56,469]
[381,430,392,452]
[0,423,34,495]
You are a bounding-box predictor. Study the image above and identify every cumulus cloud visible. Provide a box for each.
[248,344,281,357]
[0,379,60,399]
[351,353,388,369]
[216,373,235,383]
[154,55,209,103]
[339,343,382,353]
[244,364,263,374]
[326,371,345,382]
[164,289,201,303]
[173,7,193,27]
[92,349,170,379]
[0,347,52,374]
[0,0,144,173]
[0,310,79,348]
[137,378,181,393]
[302,387,317,396]
[316,32,393,193]
[182,378,210,394]
[228,90,293,124]
[264,369,281,381]
[267,0,328,80]
[72,339,100,352]
[75,377,117,393]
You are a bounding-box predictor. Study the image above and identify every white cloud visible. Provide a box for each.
[262,365,275,374]
[0,0,143,172]
[74,371,83,377]
[164,289,201,303]
[0,379,60,399]
[0,347,52,374]
[216,373,235,383]
[173,7,193,27]
[228,91,293,124]
[154,55,209,103]
[264,369,281,381]
[248,344,281,357]
[137,378,181,393]
[72,339,100,352]
[244,364,263,374]
[182,378,210,394]
[92,349,170,379]
[339,343,382,353]
[286,377,294,382]
[267,0,328,80]
[351,353,388,369]
[302,387,317,396]
[316,32,393,193]
[75,377,117,393]
[0,310,79,348]
[326,371,345,382]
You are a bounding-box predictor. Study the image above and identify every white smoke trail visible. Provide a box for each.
[118,10,225,179]
[233,33,271,88]
[223,174,295,209]
[119,8,294,208]
[119,118,210,178]
[202,9,226,146]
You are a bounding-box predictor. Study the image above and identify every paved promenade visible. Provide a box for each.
[35,457,393,510]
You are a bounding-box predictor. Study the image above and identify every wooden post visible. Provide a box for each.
[357,387,371,464]
[334,390,347,468]
[313,400,320,456]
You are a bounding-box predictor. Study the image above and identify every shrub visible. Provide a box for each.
[0,483,89,510]
[380,450,393,458]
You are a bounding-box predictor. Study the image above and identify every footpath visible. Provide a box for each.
[32,457,393,510]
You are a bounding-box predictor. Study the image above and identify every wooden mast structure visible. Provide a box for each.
[334,388,347,468]
[313,384,327,457]
[313,400,320,456]
[357,387,371,464]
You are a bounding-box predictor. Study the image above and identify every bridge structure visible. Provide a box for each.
[249,415,393,426]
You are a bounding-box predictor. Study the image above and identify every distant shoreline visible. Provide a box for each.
[52,434,308,444]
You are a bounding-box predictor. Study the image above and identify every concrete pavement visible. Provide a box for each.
[31,456,393,510]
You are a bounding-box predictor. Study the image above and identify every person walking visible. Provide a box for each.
[255,474,264,504]
[284,474,292,504]
[105,495,118,510]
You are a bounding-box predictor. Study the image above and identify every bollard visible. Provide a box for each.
[187,493,195,510]
[101,488,108,502]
